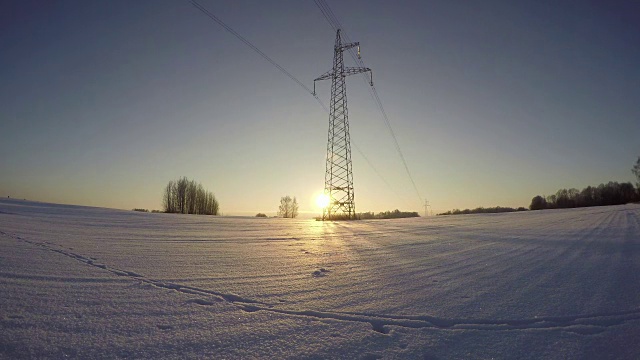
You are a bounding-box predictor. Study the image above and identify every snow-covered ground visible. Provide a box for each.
[1,198,639,359]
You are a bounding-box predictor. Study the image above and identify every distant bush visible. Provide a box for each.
[133,208,149,212]
[438,206,523,216]
[162,177,219,215]
[358,209,420,219]
[529,196,547,211]
[256,213,267,217]
[151,210,162,213]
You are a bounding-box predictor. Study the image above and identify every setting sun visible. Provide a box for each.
[316,194,330,209]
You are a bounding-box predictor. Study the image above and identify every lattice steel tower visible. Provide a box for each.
[314,29,372,220]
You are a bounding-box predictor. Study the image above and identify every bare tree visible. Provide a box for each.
[196,183,206,215]
[176,177,188,214]
[279,196,291,218]
[207,192,220,215]
[187,179,197,214]
[162,180,174,213]
[291,197,299,218]
[278,196,298,218]
[633,156,640,189]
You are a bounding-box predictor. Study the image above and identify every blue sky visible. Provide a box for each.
[1,0,639,216]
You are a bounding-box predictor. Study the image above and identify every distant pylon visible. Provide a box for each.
[424,199,431,217]
[314,29,372,220]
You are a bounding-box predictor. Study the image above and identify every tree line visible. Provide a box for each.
[162,177,219,215]
[438,206,527,216]
[530,181,639,210]
[359,209,420,219]
[441,158,640,215]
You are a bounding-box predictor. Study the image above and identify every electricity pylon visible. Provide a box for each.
[314,29,372,220]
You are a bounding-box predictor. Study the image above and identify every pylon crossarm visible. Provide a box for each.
[343,67,371,77]
[339,42,359,52]
[314,70,334,82]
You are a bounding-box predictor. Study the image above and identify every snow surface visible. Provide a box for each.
[1,198,639,359]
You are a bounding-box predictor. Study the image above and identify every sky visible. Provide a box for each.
[1,0,639,216]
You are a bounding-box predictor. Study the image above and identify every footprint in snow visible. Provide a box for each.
[312,268,330,277]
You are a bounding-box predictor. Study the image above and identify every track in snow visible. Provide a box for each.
[2,206,639,336]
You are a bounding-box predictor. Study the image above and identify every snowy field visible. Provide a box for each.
[1,198,639,359]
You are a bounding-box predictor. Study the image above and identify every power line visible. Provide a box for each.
[189,1,331,115]
[313,0,338,31]
[352,142,413,209]
[370,87,424,205]
[312,0,425,206]
[188,0,409,209]
[189,0,314,95]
